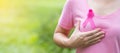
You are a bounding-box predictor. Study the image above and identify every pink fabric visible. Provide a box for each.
[58,0,120,53]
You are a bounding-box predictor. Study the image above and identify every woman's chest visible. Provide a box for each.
[78,15,120,37]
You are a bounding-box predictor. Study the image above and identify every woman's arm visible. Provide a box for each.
[53,21,105,48]
[53,26,70,48]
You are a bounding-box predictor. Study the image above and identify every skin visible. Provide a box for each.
[53,0,120,49]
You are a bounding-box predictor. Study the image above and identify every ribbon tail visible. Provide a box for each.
[83,18,89,28]
[90,19,96,29]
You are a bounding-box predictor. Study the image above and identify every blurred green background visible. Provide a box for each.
[0,0,75,53]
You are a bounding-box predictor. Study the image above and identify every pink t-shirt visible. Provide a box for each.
[58,0,120,53]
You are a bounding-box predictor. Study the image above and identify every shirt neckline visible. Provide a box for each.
[85,0,120,18]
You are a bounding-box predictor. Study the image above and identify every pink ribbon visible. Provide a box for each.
[83,9,96,29]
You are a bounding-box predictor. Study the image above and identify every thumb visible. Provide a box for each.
[75,18,81,31]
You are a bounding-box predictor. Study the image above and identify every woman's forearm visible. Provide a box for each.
[53,33,71,48]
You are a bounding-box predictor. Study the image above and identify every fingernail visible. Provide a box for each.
[96,28,102,31]
[102,35,105,38]
[101,31,105,33]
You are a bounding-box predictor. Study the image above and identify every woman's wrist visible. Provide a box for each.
[62,38,76,48]
[61,38,70,47]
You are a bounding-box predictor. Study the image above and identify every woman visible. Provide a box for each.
[53,0,120,53]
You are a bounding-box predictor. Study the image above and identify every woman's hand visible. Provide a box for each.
[66,20,105,48]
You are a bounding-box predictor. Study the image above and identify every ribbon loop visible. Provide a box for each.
[83,9,96,29]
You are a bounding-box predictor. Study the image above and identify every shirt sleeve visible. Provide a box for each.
[58,0,74,30]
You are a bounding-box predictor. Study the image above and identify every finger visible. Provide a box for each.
[83,28,102,37]
[86,34,104,44]
[82,35,103,48]
[84,39,101,48]
[75,18,81,31]
[85,31,105,41]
